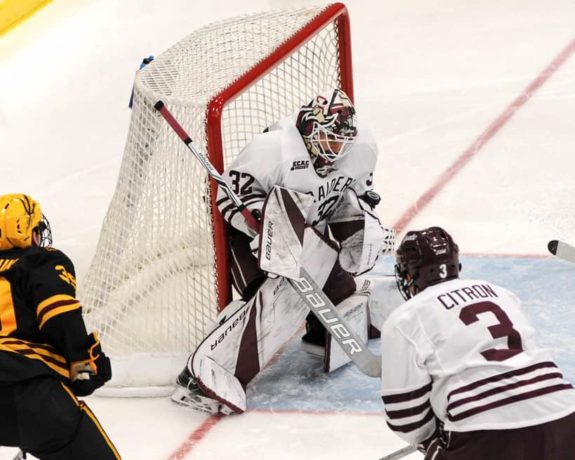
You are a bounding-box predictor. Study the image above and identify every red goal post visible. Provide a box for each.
[81,2,354,394]
[207,2,354,311]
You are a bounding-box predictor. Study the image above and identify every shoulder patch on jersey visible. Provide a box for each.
[290,160,310,171]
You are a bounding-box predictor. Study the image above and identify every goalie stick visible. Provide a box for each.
[548,240,575,263]
[154,100,381,377]
[379,445,417,460]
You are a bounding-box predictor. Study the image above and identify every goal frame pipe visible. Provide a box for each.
[205,2,354,310]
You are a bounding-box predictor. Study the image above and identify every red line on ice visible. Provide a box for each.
[167,415,223,460]
[393,36,575,234]
[167,35,575,460]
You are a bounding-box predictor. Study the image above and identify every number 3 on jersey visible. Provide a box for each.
[459,300,523,361]
[0,278,17,335]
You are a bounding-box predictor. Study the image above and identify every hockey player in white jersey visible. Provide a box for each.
[219,88,382,303]
[381,226,575,459]
[171,88,399,414]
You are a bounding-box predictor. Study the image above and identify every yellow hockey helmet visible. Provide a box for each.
[0,194,50,250]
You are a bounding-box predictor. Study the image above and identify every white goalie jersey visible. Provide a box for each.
[216,113,378,238]
[380,278,575,445]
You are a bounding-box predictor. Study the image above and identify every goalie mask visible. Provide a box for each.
[0,194,52,250]
[296,88,358,173]
[395,226,460,300]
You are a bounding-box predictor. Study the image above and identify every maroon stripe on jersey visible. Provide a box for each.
[448,362,557,398]
[221,202,239,221]
[37,299,79,324]
[382,381,432,404]
[234,292,261,386]
[387,408,435,433]
[242,193,267,204]
[448,384,573,422]
[0,339,58,354]
[11,347,68,369]
[448,372,564,411]
[219,192,266,209]
[386,399,431,419]
[225,195,266,224]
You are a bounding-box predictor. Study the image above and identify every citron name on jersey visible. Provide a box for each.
[437,283,498,309]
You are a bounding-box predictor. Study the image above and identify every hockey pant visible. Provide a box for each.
[424,411,575,460]
[227,226,266,300]
[0,376,120,459]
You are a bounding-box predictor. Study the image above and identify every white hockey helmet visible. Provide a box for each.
[296,88,358,162]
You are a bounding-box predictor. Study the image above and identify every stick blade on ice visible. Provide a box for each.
[548,240,559,255]
[379,445,417,460]
[548,240,575,263]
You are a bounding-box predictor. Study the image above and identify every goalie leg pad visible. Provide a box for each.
[188,276,310,413]
[171,366,232,415]
[357,274,405,331]
[171,384,223,414]
[321,275,405,372]
[191,357,246,414]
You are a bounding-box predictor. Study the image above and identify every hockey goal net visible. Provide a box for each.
[81,2,353,395]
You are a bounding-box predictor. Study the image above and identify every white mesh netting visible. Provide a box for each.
[80,3,351,395]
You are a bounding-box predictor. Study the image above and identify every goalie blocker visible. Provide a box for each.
[176,187,402,413]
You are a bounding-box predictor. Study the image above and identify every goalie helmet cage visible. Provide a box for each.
[81,2,354,395]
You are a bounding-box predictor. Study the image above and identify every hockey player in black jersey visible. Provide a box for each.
[0,194,120,459]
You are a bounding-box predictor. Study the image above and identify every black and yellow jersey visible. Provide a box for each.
[0,246,91,383]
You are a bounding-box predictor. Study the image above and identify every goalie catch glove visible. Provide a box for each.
[69,332,112,396]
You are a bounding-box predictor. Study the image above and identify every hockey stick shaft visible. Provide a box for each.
[154,100,260,232]
[379,445,417,460]
[548,240,575,263]
[155,100,381,377]
[290,269,381,377]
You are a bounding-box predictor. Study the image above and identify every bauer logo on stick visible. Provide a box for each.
[291,276,363,355]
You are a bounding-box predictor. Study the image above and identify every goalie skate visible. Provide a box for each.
[171,368,232,415]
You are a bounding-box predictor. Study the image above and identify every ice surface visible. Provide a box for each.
[1,0,574,458]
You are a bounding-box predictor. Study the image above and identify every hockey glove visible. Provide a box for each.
[418,435,437,455]
[69,332,112,396]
